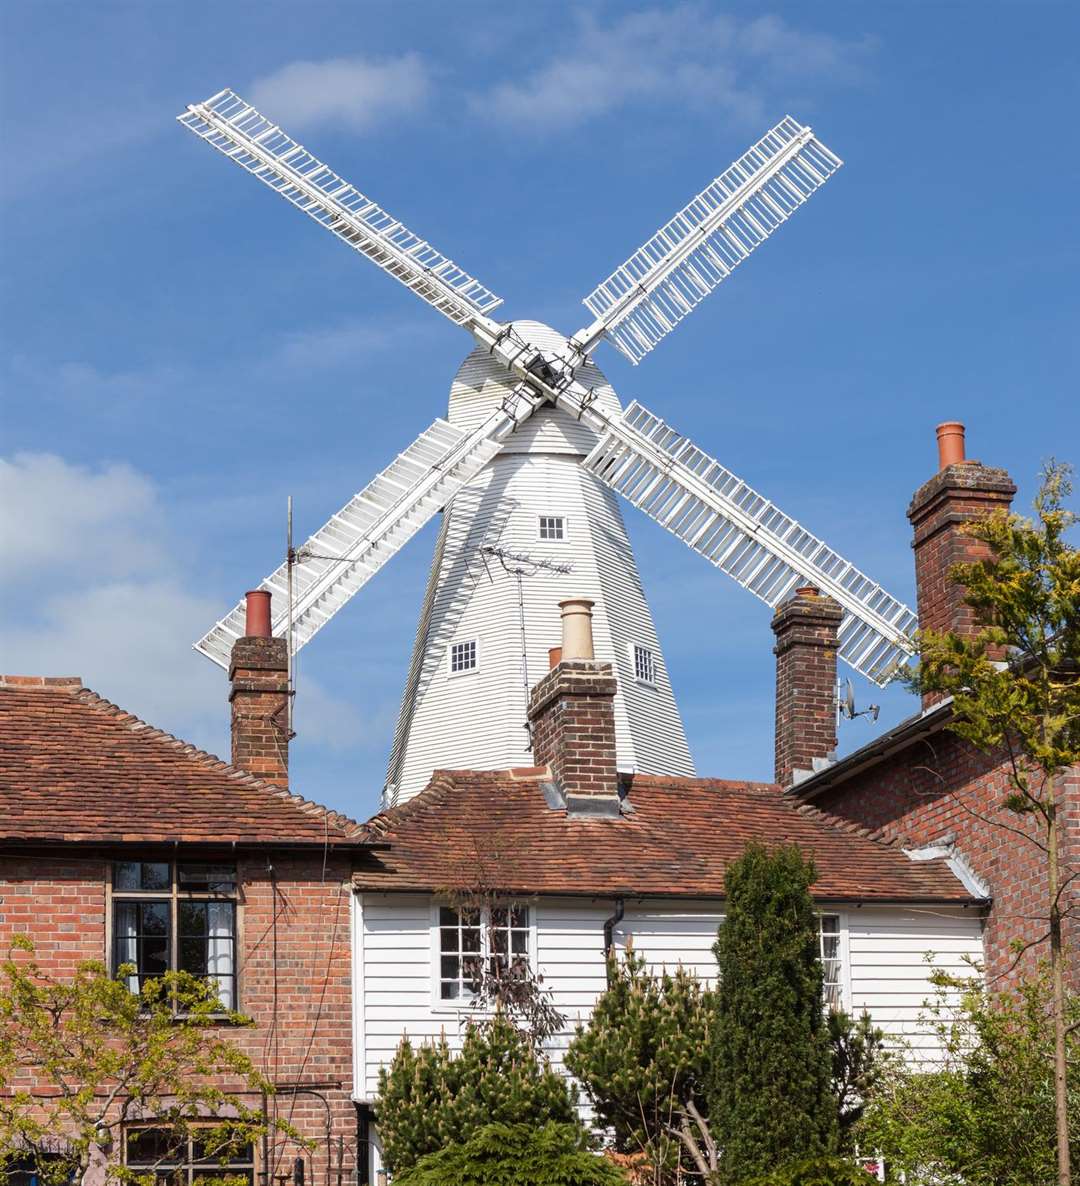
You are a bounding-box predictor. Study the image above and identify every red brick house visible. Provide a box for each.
[782,425,1079,987]
[0,613,371,1184]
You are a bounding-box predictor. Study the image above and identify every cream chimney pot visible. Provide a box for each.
[558,598,595,661]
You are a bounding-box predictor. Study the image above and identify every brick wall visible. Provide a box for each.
[0,851,358,1182]
[807,733,1079,987]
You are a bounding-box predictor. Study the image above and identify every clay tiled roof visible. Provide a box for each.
[0,677,365,847]
[354,768,978,902]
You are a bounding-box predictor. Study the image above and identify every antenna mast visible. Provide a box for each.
[287,496,295,735]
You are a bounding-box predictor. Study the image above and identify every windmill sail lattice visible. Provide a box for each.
[178,90,503,328]
[581,400,916,685]
[578,117,841,364]
[195,394,541,669]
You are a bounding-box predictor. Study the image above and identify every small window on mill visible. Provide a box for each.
[633,644,656,685]
[538,516,565,541]
[450,639,478,674]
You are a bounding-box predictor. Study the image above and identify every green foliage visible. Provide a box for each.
[391,1121,628,1186]
[855,969,1080,1184]
[828,1011,887,1151]
[0,936,299,1186]
[710,843,837,1182]
[565,948,715,1175]
[736,1156,877,1186]
[375,1013,579,1174]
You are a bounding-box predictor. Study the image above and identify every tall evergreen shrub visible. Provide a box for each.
[710,842,836,1181]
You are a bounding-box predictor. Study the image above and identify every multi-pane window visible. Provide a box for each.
[438,904,529,1001]
[633,644,657,685]
[126,1128,254,1185]
[819,914,843,1010]
[449,639,478,674]
[112,861,237,1010]
[538,515,565,541]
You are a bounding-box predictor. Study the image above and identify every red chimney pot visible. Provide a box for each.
[936,422,966,470]
[244,590,272,639]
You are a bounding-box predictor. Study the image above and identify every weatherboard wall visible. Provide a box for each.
[351,892,985,1103]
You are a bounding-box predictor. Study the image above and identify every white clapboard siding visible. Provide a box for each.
[847,906,984,1064]
[385,325,695,803]
[355,893,985,1105]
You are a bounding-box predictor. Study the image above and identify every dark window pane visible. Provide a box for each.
[461,908,480,927]
[127,1127,184,1164]
[179,864,236,893]
[441,956,459,980]
[142,901,169,936]
[511,930,528,955]
[491,929,507,955]
[180,901,208,936]
[191,1134,253,1163]
[114,861,169,891]
[439,907,458,926]
[140,937,169,978]
[181,938,208,977]
[440,928,458,953]
[510,906,527,928]
[491,907,507,928]
[461,925,481,953]
[440,980,459,1000]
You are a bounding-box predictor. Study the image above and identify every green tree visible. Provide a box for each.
[391,1121,627,1186]
[856,968,1080,1185]
[375,1013,579,1174]
[828,1011,887,1151]
[710,843,837,1182]
[0,936,299,1186]
[909,461,1080,1185]
[565,949,716,1180]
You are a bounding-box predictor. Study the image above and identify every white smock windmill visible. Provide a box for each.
[179,90,916,806]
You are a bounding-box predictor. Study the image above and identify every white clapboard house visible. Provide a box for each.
[347,603,987,1180]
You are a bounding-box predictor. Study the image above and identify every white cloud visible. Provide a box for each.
[248,53,432,132]
[474,6,873,132]
[0,453,377,766]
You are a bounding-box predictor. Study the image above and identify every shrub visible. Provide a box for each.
[710,843,837,1181]
[391,1121,628,1186]
[737,1155,878,1186]
[565,948,715,1176]
[375,1014,579,1173]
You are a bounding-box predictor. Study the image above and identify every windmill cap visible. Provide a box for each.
[936,422,966,469]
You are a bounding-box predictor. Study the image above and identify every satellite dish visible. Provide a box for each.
[843,678,856,720]
[839,676,879,725]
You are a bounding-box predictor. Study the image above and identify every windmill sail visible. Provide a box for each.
[195,390,542,669]
[580,400,916,685]
[577,117,841,363]
[178,89,503,329]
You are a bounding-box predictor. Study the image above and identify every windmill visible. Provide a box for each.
[179,90,917,805]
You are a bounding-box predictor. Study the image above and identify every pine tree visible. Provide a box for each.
[376,1014,578,1174]
[565,949,715,1176]
[709,842,836,1181]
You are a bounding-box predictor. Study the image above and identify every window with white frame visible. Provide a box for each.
[111,860,237,1010]
[449,639,478,674]
[437,904,529,1001]
[819,913,843,1010]
[126,1126,255,1184]
[633,643,657,685]
[538,515,565,541]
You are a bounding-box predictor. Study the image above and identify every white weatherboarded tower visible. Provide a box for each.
[180,93,918,807]
[386,323,692,802]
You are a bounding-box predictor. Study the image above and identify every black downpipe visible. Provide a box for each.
[602,897,625,983]
[355,1103,372,1186]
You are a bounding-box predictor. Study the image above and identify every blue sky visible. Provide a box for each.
[2,1,1077,822]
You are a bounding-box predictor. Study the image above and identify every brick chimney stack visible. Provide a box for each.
[772,586,842,787]
[229,591,290,787]
[908,422,1016,708]
[528,599,620,818]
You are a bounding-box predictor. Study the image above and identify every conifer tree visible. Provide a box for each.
[710,842,836,1181]
[376,1013,578,1174]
